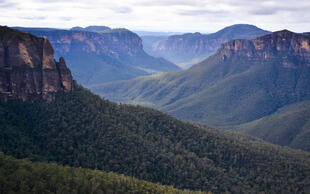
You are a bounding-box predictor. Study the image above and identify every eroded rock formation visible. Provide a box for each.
[0,26,75,102]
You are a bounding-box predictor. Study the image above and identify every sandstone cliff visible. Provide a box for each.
[0,26,74,102]
[92,29,310,127]
[14,27,179,85]
[219,30,310,68]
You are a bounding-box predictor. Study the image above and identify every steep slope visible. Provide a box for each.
[141,35,168,56]
[145,24,270,68]
[92,30,310,150]
[0,152,197,194]
[0,26,74,101]
[1,87,310,193]
[234,100,310,151]
[1,27,310,193]
[14,27,180,85]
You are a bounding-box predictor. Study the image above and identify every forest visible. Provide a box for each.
[0,86,309,193]
[0,152,200,194]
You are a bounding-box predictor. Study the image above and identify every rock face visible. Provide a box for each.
[0,26,74,102]
[219,30,310,68]
[91,29,310,151]
[92,29,310,126]
[144,24,270,68]
[14,27,180,85]
[42,28,144,58]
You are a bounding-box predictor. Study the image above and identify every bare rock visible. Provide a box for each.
[0,26,75,102]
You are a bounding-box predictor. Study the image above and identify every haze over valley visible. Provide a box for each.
[1,0,310,193]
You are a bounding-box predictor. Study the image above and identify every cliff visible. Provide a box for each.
[0,26,74,102]
[15,27,179,85]
[41,28,144,58]
[92,29,310,130]
[144,24,270,68]
[219,30,310,68]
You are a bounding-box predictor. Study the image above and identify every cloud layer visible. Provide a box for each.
[0,0,309,33]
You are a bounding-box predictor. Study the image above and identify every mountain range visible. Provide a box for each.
[143,24,270,68]
[1,26,310,193]
[13,26,180,86]
[92,29,310,151]
[70,25,111,32]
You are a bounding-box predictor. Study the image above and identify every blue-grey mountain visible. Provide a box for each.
[14,27,180,86]
[92,30,310,151]
[1,26,310,193]
[143,24,270,68]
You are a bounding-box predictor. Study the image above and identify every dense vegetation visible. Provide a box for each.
[1,86,310,193]
[91,30,310,151]
[234,100,310,151]
[0,152,198,194]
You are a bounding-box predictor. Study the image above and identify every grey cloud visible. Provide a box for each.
[35,8,50,11]
[249,5,309,16]
[136,0,201,7]
[178,9,228,16]
[249,8,277,15]
[34,0,74,2]
[59,17,72,21]
[0,1,17,8]
[22,16,46,20]
[218,0,310,15]
[111,6,132,14]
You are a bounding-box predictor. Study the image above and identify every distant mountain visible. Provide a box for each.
[135,31,182,36]
[234,100,310,152]
[141,35,169,56]
[2,26,310,193]
[145,24,270,68]
[14,27,180,86]
[13,26,63,32]
[92,30,310,151]
[71,25,111,33]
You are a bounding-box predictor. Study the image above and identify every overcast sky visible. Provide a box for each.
[0,0,309,33]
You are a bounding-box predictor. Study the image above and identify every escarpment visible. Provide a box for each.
[0,26,75,102]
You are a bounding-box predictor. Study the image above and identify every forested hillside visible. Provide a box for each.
[1,26,310,194]
[1,86,310,193]
[92,30,310,151]
[0,152,199,194]
[234,100,310,151]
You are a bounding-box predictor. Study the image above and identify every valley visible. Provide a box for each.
[142,24,270,68]
[0,26,310,193]
[92,29,310,152]
[14,26,180,86]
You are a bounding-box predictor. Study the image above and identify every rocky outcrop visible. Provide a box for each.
[92,29,310,129]
[0,26,75,102]
[49,28,144,58]
[219,30,310,69]
[145,24,270,68]
[18,28,148,61]
[14,27,179,85]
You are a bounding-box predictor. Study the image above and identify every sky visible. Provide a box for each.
[0,0,309,33]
